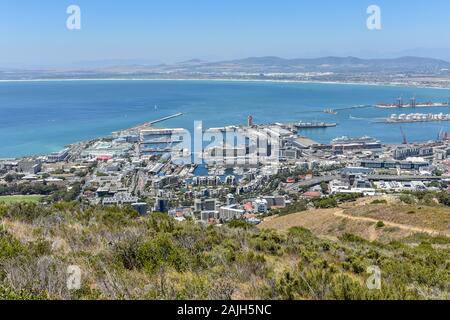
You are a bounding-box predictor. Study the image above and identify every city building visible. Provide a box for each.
[18,160,41,174]
[219,205,245,220]
[360,159,429,170]
[140,128,187,156]
[194,198,217,212]
[254,198,268,213]
[154,197,169,212]
[102,192,139,206]
[393,146,433,160]
[132,202,148,215]
[331,136,382,153]
[47,148,69,163]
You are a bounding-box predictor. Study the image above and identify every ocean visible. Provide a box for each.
[1,79,450,158]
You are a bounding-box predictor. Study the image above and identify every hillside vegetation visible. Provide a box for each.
[0,202,449,300]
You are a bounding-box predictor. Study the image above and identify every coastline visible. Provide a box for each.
[1,77,450,90]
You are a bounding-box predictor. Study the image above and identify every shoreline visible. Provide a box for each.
[1,77,450,90]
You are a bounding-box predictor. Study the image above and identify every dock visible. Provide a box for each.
[114,112,184,135]
[147,113,184,126]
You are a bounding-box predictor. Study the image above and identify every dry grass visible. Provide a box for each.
[343,200,450,233]
[258,195,450,242]
[259,208,412,242]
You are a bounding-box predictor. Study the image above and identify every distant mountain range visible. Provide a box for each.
[173,56,450,73]
[224,55,450,67]
[2,55,450,72]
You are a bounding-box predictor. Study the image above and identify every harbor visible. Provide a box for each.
[2,80,450,157]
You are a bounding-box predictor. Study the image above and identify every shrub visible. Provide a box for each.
[137,234,189,274]
[0,227,26,259]
[339,233,367,243]
[0,285,46,300]
[228,219,252,230]
[376,221,385,228]
[147,213,175,233]
[399,194,415,204]
[371,199,387,205]
[313,197,338,209]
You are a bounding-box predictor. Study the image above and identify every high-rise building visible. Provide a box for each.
[247,115,253,127]
[154,198,169,212]
[226,194,236,206]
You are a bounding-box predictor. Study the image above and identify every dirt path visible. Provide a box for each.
[332,210,449,237]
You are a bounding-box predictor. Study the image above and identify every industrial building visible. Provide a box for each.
[393,146,433,160]
[359,159,430,170]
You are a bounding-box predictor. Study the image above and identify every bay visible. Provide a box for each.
[1,79,450,157]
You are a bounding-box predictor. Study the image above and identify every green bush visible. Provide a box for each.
[137,234,189,274]
[313,197,338,209]
[399,194,415,204]
[0,227,26,259]
[228,219,252,230]
[339,233,367,243]
[371,199,387,205]
[376,221,385,228]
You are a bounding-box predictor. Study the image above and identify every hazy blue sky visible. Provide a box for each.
[1,0,450,67]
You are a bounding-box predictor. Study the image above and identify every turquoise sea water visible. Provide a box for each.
[1,80,450,158]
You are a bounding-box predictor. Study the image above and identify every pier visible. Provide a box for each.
[146,113,184,126]
[115,112,184,135]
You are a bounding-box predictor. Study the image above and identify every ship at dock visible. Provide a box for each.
[380,113,450,124]
[295,121,337,129]
[323,108,338,114]
[331,135,379,144]
[330,136,382,151]
[376,96,450,108]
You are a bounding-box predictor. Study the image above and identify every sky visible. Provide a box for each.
[1,0,450,67]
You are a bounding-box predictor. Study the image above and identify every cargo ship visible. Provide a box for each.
[323,108,338,114]
[331,136,379,145]
[295,121,337,129]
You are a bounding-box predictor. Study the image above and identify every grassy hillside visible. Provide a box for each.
[0,202,449,300]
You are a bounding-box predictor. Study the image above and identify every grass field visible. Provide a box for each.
[0,195,44,204]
